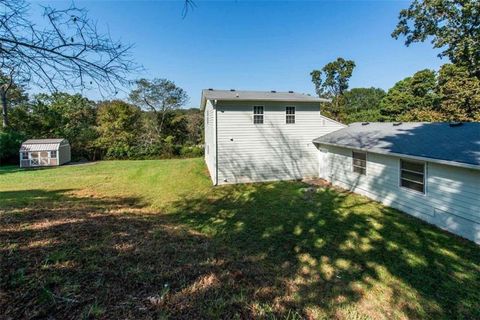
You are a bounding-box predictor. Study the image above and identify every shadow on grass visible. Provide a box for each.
[1,184,479,319]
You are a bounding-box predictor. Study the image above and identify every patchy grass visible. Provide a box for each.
[0,159,479,319]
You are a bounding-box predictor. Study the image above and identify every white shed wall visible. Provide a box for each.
[319,145,480,244]
[215,101,344,184]
[204,100,217,184]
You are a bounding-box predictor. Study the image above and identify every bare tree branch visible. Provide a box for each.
[0,0,140,127]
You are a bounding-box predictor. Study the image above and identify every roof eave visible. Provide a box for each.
[313,140,480,171]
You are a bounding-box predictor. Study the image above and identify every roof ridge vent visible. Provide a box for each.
[449,122,463,127]
[208,88,213,91]
[393,122,402,126]
[361,122,370,126]
[230,89,235,92]
[288,90,294,93]
[271,90,276,93]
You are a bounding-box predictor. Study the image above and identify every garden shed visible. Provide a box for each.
[19,139,71,168]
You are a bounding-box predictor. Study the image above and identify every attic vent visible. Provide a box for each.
[393,122,402,126]
[449,122,463,127]
[271,90,276,93]
[288,90,294,93]
[361,122,370,126]
[208,88,213,91]
[230,89,235,92]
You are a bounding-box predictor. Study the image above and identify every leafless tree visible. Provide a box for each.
[0,0,138,128]
[129,78,189,135]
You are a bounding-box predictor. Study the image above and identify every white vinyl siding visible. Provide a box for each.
[215,101,344,184]
[204,100,217,184]
[320,145,480,244]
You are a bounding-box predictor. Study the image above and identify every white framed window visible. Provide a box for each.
[286,106,295,124]
[50,150,57,158]
[352,151,367,175]
[400,159,425,194]
[253,106,264,124]
[21,152,28,160]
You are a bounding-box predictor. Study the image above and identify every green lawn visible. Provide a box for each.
[1,159,479,319]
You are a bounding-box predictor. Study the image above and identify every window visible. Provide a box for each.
[400,159,425,194]
[286,106,295,124]
[50,151,57,158]
[352,151,367,175]
[253,106,264,124]
[21,152,28,160]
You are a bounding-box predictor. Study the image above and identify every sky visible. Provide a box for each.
[33,0,445,107]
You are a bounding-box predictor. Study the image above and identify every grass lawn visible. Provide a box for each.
[1,158,479,319]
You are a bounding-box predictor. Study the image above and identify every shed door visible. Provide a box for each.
[318,148,330,180]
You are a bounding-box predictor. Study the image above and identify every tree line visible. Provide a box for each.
[0,78,203,164]
[310,0,479,124]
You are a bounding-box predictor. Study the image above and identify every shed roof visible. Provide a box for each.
[313,122,480,169]
[23,139,66,144]
[200,89,330,109]
[20,139,68,152]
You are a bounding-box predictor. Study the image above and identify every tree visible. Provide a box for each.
[380,69,439,121]
[341,87,386,123]
[392,0,480,78]
[310,58,356,120]
[0,0,136,128]
[129,78,189,135]
[437,63,480,121]
[96,100,142,159]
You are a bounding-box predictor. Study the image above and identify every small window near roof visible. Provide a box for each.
[253,106,264,124]
[352,151,367,175]
[21,152,28,160]
[50,151,57,158]
[400,159,425,193]
[286,106,295,124]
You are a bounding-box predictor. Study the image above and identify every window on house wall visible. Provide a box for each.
[253,106,264,124]
[400,159,425,193]
[50,151,57,158]
[352,151,367,175]
[21,152,28,160]
[286,106,295,124]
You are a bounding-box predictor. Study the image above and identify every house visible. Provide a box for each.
[201,89,345,185]
[20,139,71,168]
[313,122,480,244]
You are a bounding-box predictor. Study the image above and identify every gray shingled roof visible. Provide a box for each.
[200,89,329,108]
[313,122,480,168]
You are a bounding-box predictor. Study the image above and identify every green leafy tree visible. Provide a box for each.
[311,58,356,120]
[392,0,480,78]
[96,100,142,159]
[380,69,439,121]
[9,93,98,160]
[341,87,386,123]
[437,63,480,121]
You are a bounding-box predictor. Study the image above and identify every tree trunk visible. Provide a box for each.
[1,86,8,128]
